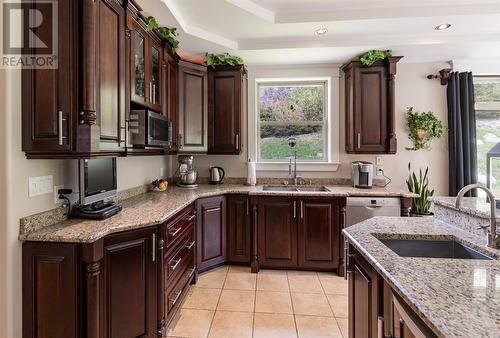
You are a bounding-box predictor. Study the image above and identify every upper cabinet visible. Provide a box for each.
[178,60,208,153]
[208,65,247,155]
[163,47,180,153]
[342,57,402,154]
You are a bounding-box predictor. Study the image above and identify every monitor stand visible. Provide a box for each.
[79,200,122,220]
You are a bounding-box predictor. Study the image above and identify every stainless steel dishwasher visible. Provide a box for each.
[346,197,401,227]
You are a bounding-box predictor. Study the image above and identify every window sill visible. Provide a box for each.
[256,162,340,172]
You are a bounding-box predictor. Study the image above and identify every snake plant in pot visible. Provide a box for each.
[406,163,434,216]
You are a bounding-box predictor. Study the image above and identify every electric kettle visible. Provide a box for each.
[209,166,225,184]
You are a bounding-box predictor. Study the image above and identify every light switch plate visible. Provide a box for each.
[376,156,383,165]
[29,175,53,197]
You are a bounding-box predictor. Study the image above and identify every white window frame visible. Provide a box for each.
[247,66,341,172]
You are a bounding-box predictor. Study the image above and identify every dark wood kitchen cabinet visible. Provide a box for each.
[207,65,247,154]
[227,195,251,263]
[196,196,226,271]
[22,0,127,158]
[178,60,208,152]
[163,47,180,153]
[257,197,298,268]
[342,56,402,154]
[298,198,340,269]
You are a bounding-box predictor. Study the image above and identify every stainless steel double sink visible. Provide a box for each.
[262,185,330,192]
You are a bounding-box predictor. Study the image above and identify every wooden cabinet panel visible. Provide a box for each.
[196,196,226,271]
[103,227,157,338]
[163,49,179,153]
[208,66,246,154]
[22,243,79,338]
[258,197,298,268]
[128,14,148,105]
[227,195,251,263]
[178,61,208,152]
[149,38,162,112]
[298,199,340,269]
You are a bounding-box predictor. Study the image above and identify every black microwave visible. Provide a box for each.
[129,110,172,148]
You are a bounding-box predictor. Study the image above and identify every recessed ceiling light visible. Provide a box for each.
[434,24,451,31]
[315,28,328,36]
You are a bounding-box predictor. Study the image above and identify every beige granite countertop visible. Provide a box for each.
[343,217,500,337]
[19,184,413,243]
[432,196,500,220]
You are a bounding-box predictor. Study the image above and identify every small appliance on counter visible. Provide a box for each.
[175,155,198,188]
[351,161,374,189]
[209,166,225,184]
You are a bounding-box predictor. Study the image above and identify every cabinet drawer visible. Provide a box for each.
[166,232,195,282]
[166,255,195,316]
[165,204,196,251]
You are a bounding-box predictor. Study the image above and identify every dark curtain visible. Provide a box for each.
[447,71,478,197]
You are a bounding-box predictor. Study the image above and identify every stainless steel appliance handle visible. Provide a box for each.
[152,233,156,262]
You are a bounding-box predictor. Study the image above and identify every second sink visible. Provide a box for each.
[262,186,330,192]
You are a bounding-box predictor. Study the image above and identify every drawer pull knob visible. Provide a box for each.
[187,214,196,221]
[170,258,182,271]
[169,291,182,306]
[169,227,182,237]
[185,241,195,250]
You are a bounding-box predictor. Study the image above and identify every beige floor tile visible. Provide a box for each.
[255,291,293,314]
[166,308,214,338]
[208,311,253,338]
[182,287,221,310]
[295,315,343,338]
[327,294,348,318]
[288,274,324,293]
[228,265,252,274]
[196,272,227,289]
[224,272,257,290]
[287,270,318,276]
[253,313,297,338]
[208,265,229,273]
[260,268,287,275]
[318,273,348,295]
[257,273,290,292]
[291,293,333,317]
[217,289,255,312]
[336,317,349,338]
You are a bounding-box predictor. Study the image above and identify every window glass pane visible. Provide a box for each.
[260,124,324,161]
[259,84,324,122]
[474,77,500,197]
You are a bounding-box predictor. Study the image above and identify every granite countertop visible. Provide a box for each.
[343,216,500,337]
[19,184,414,243]
[432,196,500,220]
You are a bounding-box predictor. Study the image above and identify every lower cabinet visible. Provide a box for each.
[196,196,227,271]
[227,195,251,263]
[258,196,342,270]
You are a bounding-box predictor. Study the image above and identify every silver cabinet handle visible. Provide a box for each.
[152,233,156,262]
[293,201,296,218]
[170,258,182,271]
[188,266,196,278]
[169,227,182,237]
[357,133,361,149]
[58,111,66,145]
[377,317,383,338]
[187,214,196,221]
[149,82,152,102]
[235,134,239,150]
[178,134,183,148]
[185,241,195,250]
[300,201,304,219]
[169,290,181,306]
[344,243,348,280]
[153,84,156,104]
[246,199,249,216]
[206,207,221,213]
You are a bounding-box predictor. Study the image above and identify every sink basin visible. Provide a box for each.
[379,238,493,260]
[262,186,330,192]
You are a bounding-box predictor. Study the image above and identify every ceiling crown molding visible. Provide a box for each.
[225,0,275,23]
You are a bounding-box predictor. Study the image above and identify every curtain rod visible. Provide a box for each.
[427,68,452,86]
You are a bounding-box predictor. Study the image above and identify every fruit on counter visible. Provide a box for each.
[152,179,168,191]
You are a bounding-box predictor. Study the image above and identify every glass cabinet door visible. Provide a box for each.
[150,45,161,107]
[133,30,146,102]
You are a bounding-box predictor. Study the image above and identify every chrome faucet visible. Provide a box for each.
[287,137,302,185]
[455,184,498,248]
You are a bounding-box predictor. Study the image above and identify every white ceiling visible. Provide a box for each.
[138,0,500,65]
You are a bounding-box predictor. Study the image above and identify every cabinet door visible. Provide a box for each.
[207,67,244,154]
[196,196,227,271]
[163,51,179,153]
[298,198,340,269]
[149,38,162,112]
[227,195,251,263]
[354,65,388,153]
[22,0,74,153]
[97,0,126,151]
[257,197,298,268]
[103,227,158,338]
[129,16,148,105]
[178,61,208,152]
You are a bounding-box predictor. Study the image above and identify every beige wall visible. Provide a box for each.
[189,62,450,195]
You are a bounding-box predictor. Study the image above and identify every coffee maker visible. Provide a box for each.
[175,155,198,188]
[351,161,374,189]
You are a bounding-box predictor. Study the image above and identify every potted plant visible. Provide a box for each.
[146,16,180,52]
[204,52,244,67]
[354,49,393,66]
[406,163,434,217]
[405,107,446,151]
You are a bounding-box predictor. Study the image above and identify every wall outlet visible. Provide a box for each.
[376,156,383,166]
[376,167,384,176]
[29,175,53,197]
[54,185,64,204]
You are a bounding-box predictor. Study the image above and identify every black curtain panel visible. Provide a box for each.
[447,71,478,197]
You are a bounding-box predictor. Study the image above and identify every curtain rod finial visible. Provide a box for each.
[427,68,452,86]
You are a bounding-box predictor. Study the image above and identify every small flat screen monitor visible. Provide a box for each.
[79,157,117,205]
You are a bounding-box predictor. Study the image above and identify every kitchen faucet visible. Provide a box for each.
[286,137,302,185]
[455,184,499,248]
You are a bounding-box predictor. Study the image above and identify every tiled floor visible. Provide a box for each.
[166,265,348,338]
